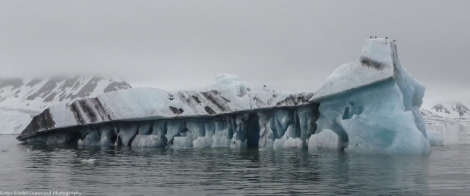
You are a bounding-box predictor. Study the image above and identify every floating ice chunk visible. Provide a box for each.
[80,159,96,164]
[308,129,339,151]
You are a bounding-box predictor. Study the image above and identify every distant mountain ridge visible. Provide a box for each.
[421,102,470,125]
[0,75,132,134]
[430,102,470,117]
[0,75,132,112]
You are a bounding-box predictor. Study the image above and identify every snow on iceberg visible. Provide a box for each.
[0,109,31,134]
[17,75,315,149]
[17,38,431,154]
[310,38,430,154]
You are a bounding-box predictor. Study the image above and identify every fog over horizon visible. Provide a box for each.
[1,1,470,106]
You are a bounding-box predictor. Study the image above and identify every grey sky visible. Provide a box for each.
[1,1,469,106]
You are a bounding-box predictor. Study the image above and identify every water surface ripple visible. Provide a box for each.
[0,135,469,195]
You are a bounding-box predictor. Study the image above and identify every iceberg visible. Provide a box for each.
[17,38,430,154]
[310,38,430,154]
[17,77,315,150]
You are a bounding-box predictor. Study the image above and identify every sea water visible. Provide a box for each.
[0,130,469,195]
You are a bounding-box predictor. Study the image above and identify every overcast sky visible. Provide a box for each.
[1,1,469,106]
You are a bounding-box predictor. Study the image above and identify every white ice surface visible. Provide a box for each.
[0,109,31,134]
[49,104,77,128]
[66,74,298,124]
[98,88,180,120]
[313,38,395,101]
[308,129,339,151]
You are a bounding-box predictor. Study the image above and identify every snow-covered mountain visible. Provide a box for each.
[0,76,132,134]
[421,102,470,125]
[430,102,470,117]
[0,76,131,112]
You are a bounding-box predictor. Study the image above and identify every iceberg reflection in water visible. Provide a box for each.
[2,135,470,195]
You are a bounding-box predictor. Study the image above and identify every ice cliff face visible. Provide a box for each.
[17,38,430,154]
[310,38,430,154]
[17,79,315,149]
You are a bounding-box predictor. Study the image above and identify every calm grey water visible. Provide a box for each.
[0,135,469,196]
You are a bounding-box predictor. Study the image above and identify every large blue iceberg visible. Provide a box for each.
[309,38,429,154]
[17,38,430,154]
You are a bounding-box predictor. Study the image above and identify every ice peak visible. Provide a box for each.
[360,38,396,70]
[312,38,397,101]
[311,37,429,154]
